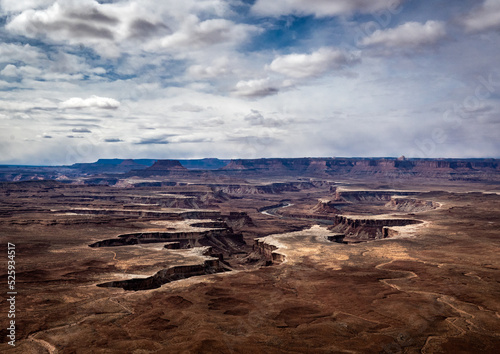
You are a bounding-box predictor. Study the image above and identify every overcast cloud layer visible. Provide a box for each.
[1,0,499,165]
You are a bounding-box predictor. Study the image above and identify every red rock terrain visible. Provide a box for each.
[0,162,499,353]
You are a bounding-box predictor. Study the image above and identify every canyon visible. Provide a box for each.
[0,158,499,353]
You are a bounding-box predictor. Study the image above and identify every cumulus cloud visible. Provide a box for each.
[60,96,120,110]
[360,20,446,48]
[157,15,260,50]
[462,0,500,33]
[5,0,120,57]
[0,0,54,13]
[252,0,403,17]
[269,47,359,79]
[187,57,231,79]
[233,78,280,98]
[0,43,45,65]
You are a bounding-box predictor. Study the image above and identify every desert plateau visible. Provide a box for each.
[0,157,499,353]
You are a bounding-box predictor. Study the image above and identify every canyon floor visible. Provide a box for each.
[1,175,500,353]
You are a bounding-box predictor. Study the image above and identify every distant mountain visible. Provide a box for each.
[1,157,499,182]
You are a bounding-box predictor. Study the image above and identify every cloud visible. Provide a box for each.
[6,1,117,39]
[251,0,403,17]
[171,103,205,112]
[0,43,45,65]
[5,0,121,57]
[104,138,122,143]
[128,19,171,39]
[72,128,91,133]
[0,0,54,13]
[168,135,212,144]
[244,109,287,127]
[157,15,261,50]
[60,96,120,110]
[202,117,225,127]
[360,20,446,48]
[269,47,359,79]
[187,57,231,79]
[462,0,500,33]
[233,78,280,98]
[135,136,171,145]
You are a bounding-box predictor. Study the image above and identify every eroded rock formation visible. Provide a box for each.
[330,215,422,240]
[97,258,225,291]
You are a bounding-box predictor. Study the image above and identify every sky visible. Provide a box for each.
[0,0,499,165]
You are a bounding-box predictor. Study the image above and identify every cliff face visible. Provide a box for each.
[330,215,422,240]
[217,158,500,180]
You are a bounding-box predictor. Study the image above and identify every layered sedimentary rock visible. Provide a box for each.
[97,258,225,291]
[333,190,420,203]
[385,197,440,212]
[218,157,500,179]
[330,215,422,240]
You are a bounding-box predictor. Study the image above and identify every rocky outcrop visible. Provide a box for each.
[146,160,188,171]
[89,228,241,248]
[97,259,225,291]
[326,234,346,243]
[223,212,255,228]
[313,200,340,214]
[252,239,284,265]
[333,190,420,203]
[67,208,221,220]
[211,182,321,195]
[330,215,422,240]
[385,197,440,212]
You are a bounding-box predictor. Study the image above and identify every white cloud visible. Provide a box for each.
[157,15,260,50]
[6,0,121,57]
[171,103,205,112]
[269,47,359,79]
[252,0,403,17]
[1,64,20,77]
[187,57,231,79]
[233,78,280,98]
[462,0,500,33]
[244,109,287,127]
[60,95,120,110]
[0,0,54,13]
[0,43,45,65]
[360,20,446,48]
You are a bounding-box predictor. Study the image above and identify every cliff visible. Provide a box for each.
[217,158,500,180]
